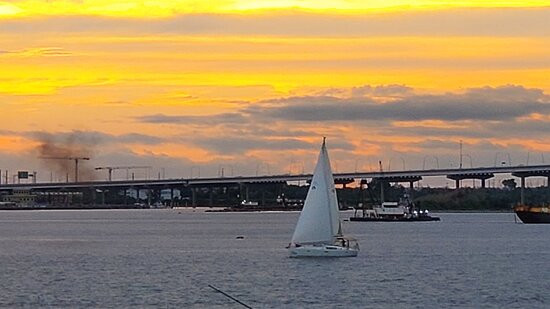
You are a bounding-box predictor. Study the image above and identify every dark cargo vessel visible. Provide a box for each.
[514,205,550,224]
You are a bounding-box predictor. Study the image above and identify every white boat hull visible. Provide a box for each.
[289,245,358,258]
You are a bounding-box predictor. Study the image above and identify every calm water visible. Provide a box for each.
[0,210,548,308]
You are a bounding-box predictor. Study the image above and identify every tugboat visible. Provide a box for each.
[350,196,440,222]
[514,205,550,224]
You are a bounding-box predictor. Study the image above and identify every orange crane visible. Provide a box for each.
[40,156,90,182]
[95,166,152,181]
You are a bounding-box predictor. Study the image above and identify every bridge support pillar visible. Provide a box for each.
[547,176,550,188]
[481,179,486,188]
[209,188,214,207]
[455,179,460,189]
[147,188,151,206]
[191,187,196,207]
[238,183,244,203]
[123,188,128,205]
[91,187,96,206]
[408,181,414,200]
[170,188,174,207]
[380,182,385,203]
[64,190,69,207]
[520,176,525,205]
[181,187,186,207]
[136,188,140,204]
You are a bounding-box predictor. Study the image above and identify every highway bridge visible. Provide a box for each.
[1,164,549,189]
[1,164,549,206]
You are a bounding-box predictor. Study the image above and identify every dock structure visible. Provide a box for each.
[1,165,550,207]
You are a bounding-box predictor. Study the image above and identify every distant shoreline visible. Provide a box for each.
[0,206,515,213]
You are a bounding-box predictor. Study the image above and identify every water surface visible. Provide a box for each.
[0,210,548,308]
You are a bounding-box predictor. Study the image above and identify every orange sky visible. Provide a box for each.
[0,1,549,181]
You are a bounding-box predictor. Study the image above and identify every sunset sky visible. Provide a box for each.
[0,1,549,183]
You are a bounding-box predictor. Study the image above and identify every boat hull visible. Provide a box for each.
[289,245,358,258]
[349,216,440,222]
[514,205,550,224]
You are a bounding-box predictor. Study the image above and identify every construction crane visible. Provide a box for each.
[40,157,90,182]
[95,166,152,181]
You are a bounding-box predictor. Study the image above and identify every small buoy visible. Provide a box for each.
[236,236,245,239]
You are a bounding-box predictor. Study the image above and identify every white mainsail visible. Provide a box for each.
[291,139,341,245]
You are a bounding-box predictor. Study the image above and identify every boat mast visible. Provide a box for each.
[322,137,340,239]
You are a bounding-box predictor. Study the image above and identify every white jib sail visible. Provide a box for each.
[291,139,341,245]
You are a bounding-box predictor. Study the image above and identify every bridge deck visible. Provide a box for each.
[1,165,550,191]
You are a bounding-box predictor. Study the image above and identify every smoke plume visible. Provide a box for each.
[36,133,98,182]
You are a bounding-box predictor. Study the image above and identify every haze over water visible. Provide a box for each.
[0,210,548,308]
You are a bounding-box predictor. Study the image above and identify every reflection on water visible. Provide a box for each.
[0,210,548,308]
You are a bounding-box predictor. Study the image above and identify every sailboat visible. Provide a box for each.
[288,138,359,257]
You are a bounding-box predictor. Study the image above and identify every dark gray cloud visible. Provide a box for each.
[247,127,315,138]
[133,85,550,144]
[310,85,413,99]
[116,133,166,145]
[22,130,165,145]
[378,117,550,140]
[193,137,310,154]
[33,47,71,56]
[351,85,413,97]
[0,9,548,37]
[0,129,17,135]
[191,136,354,154]
[250,85,550,122]
[136,113,246,125]
[484,119,550,137]
[416,139,463,150]
[27,130,106,146]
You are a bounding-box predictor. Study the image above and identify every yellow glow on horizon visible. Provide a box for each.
[1,0,549,18]
[0,3,22,16]
[1,34,548,98]
[233,0,550,12]
[0,1,22,17]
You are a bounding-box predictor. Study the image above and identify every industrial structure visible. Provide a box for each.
[95,166,152,181]
[39,156,90,182]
